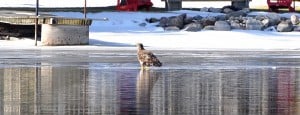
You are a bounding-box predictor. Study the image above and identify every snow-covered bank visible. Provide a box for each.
[1,10,299,50]
[0,1,300,50]
[51,11,300,50]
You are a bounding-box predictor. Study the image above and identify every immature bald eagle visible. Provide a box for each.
[136,43,162,68]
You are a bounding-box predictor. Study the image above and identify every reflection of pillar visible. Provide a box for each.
[117,70,137,115]
[261,68,270,115]
[248,69,263,115]
[222,69,238,115]
[296,68,300,115]
[40,64,88,114]
[88,69,118,114]
[0,69,3,114]
[3,68,36,114]
[276,68,296,115]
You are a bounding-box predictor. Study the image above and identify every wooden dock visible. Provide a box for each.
[0,10,92,25]
[0,10,92,46]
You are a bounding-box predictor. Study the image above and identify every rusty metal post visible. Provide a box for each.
[35,0,39,46]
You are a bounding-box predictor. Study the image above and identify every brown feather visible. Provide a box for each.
[136,43,162,67]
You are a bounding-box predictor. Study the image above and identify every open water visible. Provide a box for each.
[0,49,299,115]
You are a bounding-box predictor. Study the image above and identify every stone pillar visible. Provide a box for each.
[165,0,182,11]
[231,0,249,10]
[41,24,89,46]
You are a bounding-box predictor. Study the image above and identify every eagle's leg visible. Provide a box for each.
[140,63,149,70]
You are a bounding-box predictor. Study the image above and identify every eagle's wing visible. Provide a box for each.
[138,50,162,67]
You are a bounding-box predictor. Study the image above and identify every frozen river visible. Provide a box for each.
[0,49,300,115]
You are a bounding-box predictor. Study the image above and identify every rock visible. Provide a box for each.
[221,5,237,13]
[264,26,277,32]
[200,7,209,12]
[261,18,270,28]
[208,7,222,13]
[164,26,180,31]
[193,15,203,21]
[266,13,281,26]
[245,18,263,30]
[184,16,194,25]
[293,25,300,31]
[159,17,168,27]
[216,15,226,21]
[225,10,247,19]
[230,21,242,29]
[291,14,299,25]
[201,16,216,26]
[214,21,231,31]
[167,14,186,29]
[277,21,293,32]
[139,23,146,27]
[146,17,159,23]
[222,8,233,14]
[202,26,215,30]
[255,15,267,21]
[183,22,203,32]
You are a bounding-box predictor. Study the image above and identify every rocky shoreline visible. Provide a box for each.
[144,6,300,32]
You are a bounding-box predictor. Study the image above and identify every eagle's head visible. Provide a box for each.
[136,43,145,50]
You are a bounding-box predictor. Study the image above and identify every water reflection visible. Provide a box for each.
[0,65,300,115]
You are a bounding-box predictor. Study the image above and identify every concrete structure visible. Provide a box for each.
[0,11,92,46]
[41,24,89,46]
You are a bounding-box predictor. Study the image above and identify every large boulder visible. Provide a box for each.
[245,18,263,30]
[277,21,293,32]
[201,16,217,26]
[214,21,231,31]
[193,15,203,21]
[159,17,168,27]
[167,14,186,29]
[266,13,281,26]
[184,16,194,25]
[183,22,203,32]
[216,15,226,21]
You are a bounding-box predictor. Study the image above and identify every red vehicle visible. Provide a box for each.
[267,0,295,12]
[116,0,153,11]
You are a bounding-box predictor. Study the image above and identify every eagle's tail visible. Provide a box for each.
[154,61,162,67]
